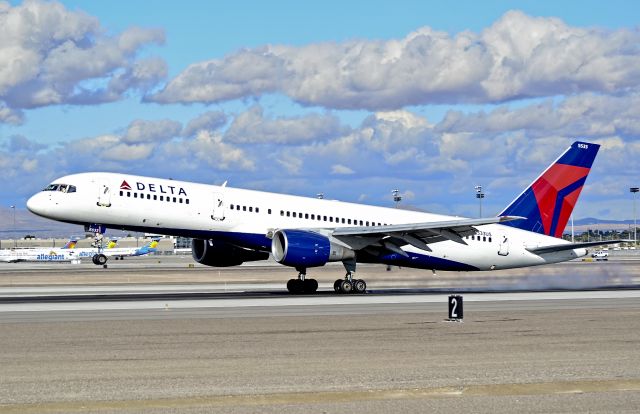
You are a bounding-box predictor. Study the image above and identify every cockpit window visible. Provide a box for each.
[43,183,76,193]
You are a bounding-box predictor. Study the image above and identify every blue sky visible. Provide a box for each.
[1,0,640,229]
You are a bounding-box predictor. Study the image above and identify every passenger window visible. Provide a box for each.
[230,204,234,210]
[348,219,352,224]
[153,195,157,200]
[329,217,333,222]
[147,194,151,200]
[186,199,190,205]
[179,198,183,203]
[243,206,247,211]
[173,197,177,202]
[286,211,290,217]
[293,212,297,218]
[120,191,123,196]
[134,193,138,198]
[160,195,163,201]
[249,207,253,212]
[483,236,486,242]
[280,210,284,216]
[311,214,315,220]
[256,207,259,213]
[268,209,272,214]
[305,213,309,219]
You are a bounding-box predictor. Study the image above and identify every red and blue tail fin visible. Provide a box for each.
[499,141,599,238]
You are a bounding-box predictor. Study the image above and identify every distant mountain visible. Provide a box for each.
[0,206,83,239]
[573,217,636,226]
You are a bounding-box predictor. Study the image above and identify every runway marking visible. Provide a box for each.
[1,289,640,312]
[1,379,638,412]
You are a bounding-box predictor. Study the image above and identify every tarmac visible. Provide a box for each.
[0,257,639,413]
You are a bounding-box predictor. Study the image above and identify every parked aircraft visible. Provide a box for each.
[0,238,79,263]
[89,237,160,265]
[26,141,620,293]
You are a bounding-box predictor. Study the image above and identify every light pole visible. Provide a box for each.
[392,189,402,208]
[631,187,639,246]
[10,205,15,247]
[475,185,484,218]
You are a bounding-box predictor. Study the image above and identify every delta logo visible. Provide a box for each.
[120,179,187,196]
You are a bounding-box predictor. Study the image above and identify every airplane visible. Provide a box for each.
[89,237,161,264]
[0,238,79,263]
[26,141,621,293]
[58,236,159,264]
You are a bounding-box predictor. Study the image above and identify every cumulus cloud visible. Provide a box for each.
[0,0,166,118]
[170,130,255,171]
[3,134,47,152]
[182,111,227,137]
[123,119,182,144]
[224,104,349,144]
[331,164,354,175]
[149,10,640,110]
[0,103,23,124]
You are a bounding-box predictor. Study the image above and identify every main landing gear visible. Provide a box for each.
[286,267,318,294]
[92,254,107,265]
[334,272,367,294]
[334,258,366,294]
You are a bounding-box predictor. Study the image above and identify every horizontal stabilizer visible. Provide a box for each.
[526,240,630,255]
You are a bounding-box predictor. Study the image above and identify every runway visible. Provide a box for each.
[0,259,639,413]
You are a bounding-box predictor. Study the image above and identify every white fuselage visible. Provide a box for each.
[26,172,587,271]
[0,247,77,263]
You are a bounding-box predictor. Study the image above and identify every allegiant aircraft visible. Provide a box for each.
[26,141,620,293]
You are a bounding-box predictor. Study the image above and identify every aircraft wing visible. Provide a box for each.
[330,216,524,255]
[526,240,630,255]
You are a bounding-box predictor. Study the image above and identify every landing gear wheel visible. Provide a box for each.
[287,279,302,294]
[353,279,367,294]
[340,280,353,294]
[95,254,107,265]
[334,279,343,292]
[304,278,318,293]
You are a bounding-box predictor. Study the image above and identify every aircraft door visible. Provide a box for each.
[211,192,225,221]
[498,235,509,256]
[97,181,111,207]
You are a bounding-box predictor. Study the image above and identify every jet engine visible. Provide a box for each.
[271,229,354,268]
[192,239,269,267]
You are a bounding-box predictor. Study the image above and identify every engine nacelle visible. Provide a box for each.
[271,229,354,268]
[192,239,269,267]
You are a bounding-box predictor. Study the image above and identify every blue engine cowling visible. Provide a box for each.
[192,239,269,267]
[271,229,354,268]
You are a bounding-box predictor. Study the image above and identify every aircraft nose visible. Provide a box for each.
[26,193,47,217]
